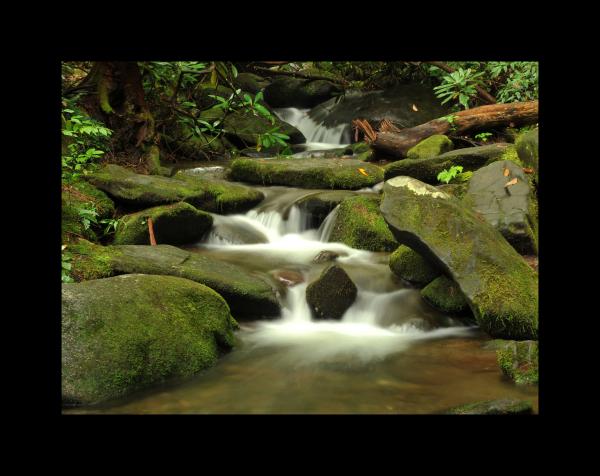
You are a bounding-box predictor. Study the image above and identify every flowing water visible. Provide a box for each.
[64,105,538,414]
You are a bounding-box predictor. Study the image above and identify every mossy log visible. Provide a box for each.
[359,101,538,159]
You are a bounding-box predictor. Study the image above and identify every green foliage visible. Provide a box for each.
[475,132,493,142]
[433,67,484,109]
[62,102,112,181]
[487,62,538,103]
[75,202,121,238]
[62,249,74,283]
[437,165,463,184]
[257,127,291,153]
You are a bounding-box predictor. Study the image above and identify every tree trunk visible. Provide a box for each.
[360,101,538,159]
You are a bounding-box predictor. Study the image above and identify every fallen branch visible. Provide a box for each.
[148,218,157,245]
[355,100,538,159]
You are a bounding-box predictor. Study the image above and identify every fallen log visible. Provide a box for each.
[356,100,538,159]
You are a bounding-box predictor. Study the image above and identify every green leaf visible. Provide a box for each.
[231,64,238,78]
[254,104,271,117]
[254,91,264,104]
[243,93,252,105]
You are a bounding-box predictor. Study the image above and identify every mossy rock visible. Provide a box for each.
[230,158,384,190]
[86,164,263,213]
[296,190,358,228]
[389,245,440,286]
[381,176,538,340]
[194,84,234,109]
[69,243,280,320]
[232,73,271,95]
[436,182,469,200]
[329,196,398,252]
[264,77,342,108]
[421,275,468,314]
[222,108,305,147]
[384,143,513,184]
[113,202,213,245]
[62,274,238,406]
[464,160,537,255]
[496,340,538,385]
[62,181,116,243]
[406,135,454,160]
[444,399,533,415]
[515,128,538,181]
[350,141,375,162]
[306,265,357,320]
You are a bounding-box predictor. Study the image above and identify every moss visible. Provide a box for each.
[68,239,117,282]
[515,128,538,180]
[496,144,523,168]
[421,275,468,313]
[497,340,538,385]
[230,158,384,190]
[406,135,454,160]
[113,202,213,245]
[62,274,238,405]
[389,245,440,286]
[444,399,533,415]
[329,196,398,251]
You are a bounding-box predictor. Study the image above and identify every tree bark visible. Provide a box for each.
[359,100,538,159]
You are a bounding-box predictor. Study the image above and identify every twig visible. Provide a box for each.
[148,218,157,245]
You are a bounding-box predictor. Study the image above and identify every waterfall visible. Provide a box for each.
[273,107,351,147]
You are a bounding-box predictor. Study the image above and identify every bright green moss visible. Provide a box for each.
[497,340,538,385]
[67,239,118,281]
[389,245,440,286]
[421,275,468,313]
[406,135,454,160]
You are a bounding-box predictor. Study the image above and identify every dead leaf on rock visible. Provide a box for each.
[412,104,419,112]
[523,167,534,174]
[358,168,369,176]
[503,167,510,177]
[504,177,518,187]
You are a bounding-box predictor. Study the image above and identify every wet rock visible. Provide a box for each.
[515,128,538,181]
[464,160,537,255]
[62,274,237,405]
[329,196,398,252]
[389,245,440,286]
[380,176,538,340]
[272,269,305,287]
[222,109,305,146]
[264,77,342,108]
[384,143,513,184]
[209,215,269,245]
[421,275,469,314]
[444,399,533,415]
[296,190,357,227]
[113,202,213,245]
[313,250,340,263]
[306,265,358,320]
[495,339,538,385]
[406,135,454,160]
[232,72,271,95]
[86,164,264,213]
[230,158,384,190]
[67,241,280,320]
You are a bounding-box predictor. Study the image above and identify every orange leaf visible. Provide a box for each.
[503,167,510,177]
[412,104,418,112]
[504,177,518,187]
[523,167,534,174]
[358,168,369,176]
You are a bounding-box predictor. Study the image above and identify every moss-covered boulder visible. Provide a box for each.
[380,176,538,340]
[444,399,533,415]
[384,143,514,184]
[296,190,357,227]
[232,72,271,95]
[222,109,305,147]
[496,339,538,385]
[389,245,440,286]
[264,77,342,108]
[329,196,398,251]
[230,158,384,190]
[86,164,263,213]
[421,275,468,314]
[62,274,238,406]
[515,128,538,181]
[350,141,375,162]
[69,242,280,320]
[306,265,357,320]
[464,160,537,255]
[406,135,454,160]
[113,202,213,245]
[62,181,116,243]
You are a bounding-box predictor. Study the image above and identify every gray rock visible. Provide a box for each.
[313,250,340,263]
[264,77,342,108]
[306,265,358,320]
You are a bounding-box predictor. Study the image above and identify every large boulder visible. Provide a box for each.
[329,196,398,252]
[384,143,515,184]
[380,176,538,340]
[232,72,271,95]
[62,181,116,243]
[264,77,342,108]
[444,399,533,415]
[113,202,213,245]
[515,128,538,181]
[306,265,357,320]
[67,241,280,320]
[230,158,384,190]
[296,190,358,228]
[222,109,306,147]
[62,274,238,405]
[389,245,440,286]
[406,135,454,160]
[86,164,264,213]
[464,160,537,255]
[421,275,469,314]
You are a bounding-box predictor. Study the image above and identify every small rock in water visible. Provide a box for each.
[313,250,340,263]
[306,265,358,320]
[444,399,533,415]
[272,270,305,287]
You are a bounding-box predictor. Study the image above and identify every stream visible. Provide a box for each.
[64,106,539,414]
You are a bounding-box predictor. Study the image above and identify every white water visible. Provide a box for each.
[274,107,352,147]
[197,194,475,364]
